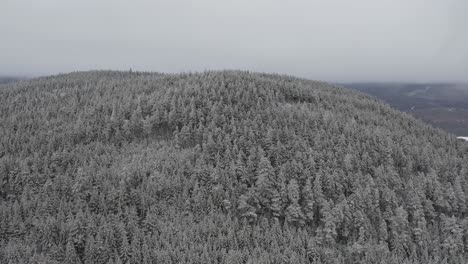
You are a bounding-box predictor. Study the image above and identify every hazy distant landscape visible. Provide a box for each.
[0,76,25,85]
[344,83,468,136]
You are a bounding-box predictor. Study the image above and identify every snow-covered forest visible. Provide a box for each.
[1,71,467,263]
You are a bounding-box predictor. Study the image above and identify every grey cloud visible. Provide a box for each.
[0,0,466,82]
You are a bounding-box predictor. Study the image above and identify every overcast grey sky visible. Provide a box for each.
[1,0,467,82]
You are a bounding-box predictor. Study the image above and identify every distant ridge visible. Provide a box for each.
[0,76,26,85]
[344,82,468,135]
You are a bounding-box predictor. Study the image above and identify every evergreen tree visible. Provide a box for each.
[285,179,305,226]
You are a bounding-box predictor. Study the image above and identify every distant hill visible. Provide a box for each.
[344,83,468,135]
[1,71,467,263]
[0,76,26,85]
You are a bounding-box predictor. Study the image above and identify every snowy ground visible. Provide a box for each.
[457,137,468,141]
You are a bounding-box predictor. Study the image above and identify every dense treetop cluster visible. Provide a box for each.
[0,71,467,263]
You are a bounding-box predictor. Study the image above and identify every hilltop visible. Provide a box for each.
[1,71,467,263]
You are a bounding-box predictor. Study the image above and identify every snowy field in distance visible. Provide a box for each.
[457,137,468,141]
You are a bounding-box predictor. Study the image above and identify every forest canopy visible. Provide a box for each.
[0,71,467,263]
